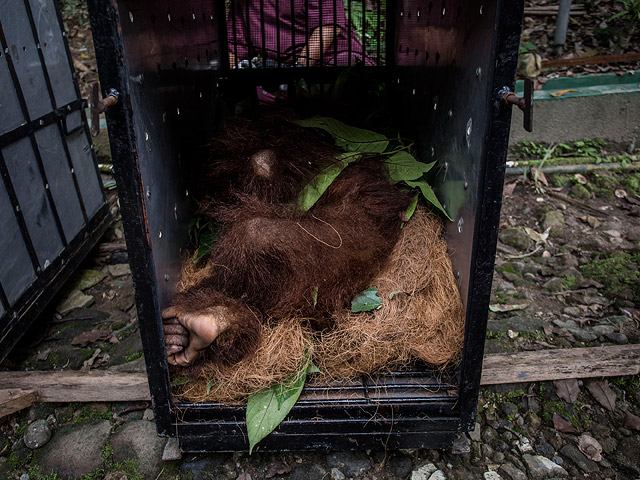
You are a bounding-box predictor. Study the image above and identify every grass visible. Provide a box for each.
[581,252,640,303]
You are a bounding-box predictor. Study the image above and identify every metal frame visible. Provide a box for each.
[0,0,112,360]
[87,0,523,451]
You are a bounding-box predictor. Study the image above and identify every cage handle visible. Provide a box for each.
[499,78,533,132]
[90,82,119,137]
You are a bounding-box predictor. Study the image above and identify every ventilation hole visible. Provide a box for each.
[428,2,433,12]
[425,51,430,61]
[457,6,462,16]
[180,16,185,25]
[417,8,421,18]
[414,49,418,56]
[196,53,201,62]
[398,44,403,52]
[405,46,410,54]
[22,45,26,51]
[43,42,47,47]
[407,11,411,18]
[435,51,440,63]
[451,59,456,67]
[206,48,209,57]
[202,13,206,20]
[184,57,188,67]
[213,49,218,55]
[172,61,177,69]
[157,62,161,73]
[150,13,156,23]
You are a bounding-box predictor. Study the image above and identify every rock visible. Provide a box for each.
[326,451,371,478]
[612,436,640,475]
[36,420,111,480]
[110,420,167,478]
[71,269,107,291]
[522,454,568,479]
[566,327,598,342]
[162,438,181,461]
[0,459,10,480]
[484,472,502,480]
[559,444,599,473]
[562,306,581,317]
[451,433,470,454]
[559,254,579,268]
[501,403,518,417]
[570,184,590,201]
[534,440,555,458]
[289,463,328,480]
[499,463,527,480]
[142,409,154,421]
[543,277,566,293]
[499,228,531,251]
[481,426,498,444]
[108,264,131,277]
[331,467,345,480]
[56,290,95,315]
[604,332,628,344]
[541,210,565,234]
[180,454,229,480]
[487,315,546,334]
[468,423,482,442]
[389,454,413,477]
[411,463,438,480]
[592,325,616,336]
[428,471,447,480]
[23,419,52,449]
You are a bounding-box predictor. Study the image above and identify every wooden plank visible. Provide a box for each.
[0,371,150,402]
[0,388,39,417]
[481,344,640,385]
[0,345,637,404]
[542,52,640,69]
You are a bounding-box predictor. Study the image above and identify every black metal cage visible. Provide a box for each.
[87,0,524,451]
[0,0,112,360]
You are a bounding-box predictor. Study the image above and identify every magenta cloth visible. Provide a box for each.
[227,0,374,66]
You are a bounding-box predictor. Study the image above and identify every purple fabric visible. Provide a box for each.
[227,0,374,66]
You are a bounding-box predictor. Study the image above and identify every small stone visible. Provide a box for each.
[24,419,52,449]
[142,408,154,421]
[484,472,502,480]
[559,444,599,473]
[552,456,563,465]
[541,210,565,234]
[451,433,470,454]
[543,277,566,293]
[562,306,580,317]
[570,184,591,201]
[411,463,438,480]
[612,437,640,475]
[604,332,628,344]
[71,269,107,291]
[326,451,370,478]
[534,440,555,457]
[493,452,505,463]
[567,327,598,342]
[527,397,540,414]
[468,422,481,442]
[108,264,131,277]
[389,454,413,477]
[428,471,447,480]
[56,290,95,315]
[501,403,518,417]
[20,474,29,480]
[499,228,531,251]
[592,325,615,336]
[162,438,181,461]
[499,463,526,480]
[522,454,568,479]
[331,468,345,480]
[481,426,498,443]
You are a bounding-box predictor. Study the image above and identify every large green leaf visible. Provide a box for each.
[351,286,383,312]
[192,226,216,263]
[406,179,452,221]
[246,369,308,454]
[405,193,419,221]
[294,117,388,153]
[385,151,435,183]
[298,152,361,211]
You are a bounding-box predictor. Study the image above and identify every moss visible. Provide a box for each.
[581,252,640,303]
[595,188,614,200]
[75,444,144,480]
[28,464,61,480]
[570,183,591,200]
[624,174,640,195]
[71,405,113,425]
[7,449,32,470]
[563,274,578,290]
[124,351,143,363]
[110,321,126,331]
[496,263,517,275]
[551,174,572,188]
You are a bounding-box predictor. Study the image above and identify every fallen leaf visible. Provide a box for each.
[489,303,530,313]
[531,167,548,187]
[553,414,579,434]
[554,379,580,403]
[524,227,550,244]
[586,216,601,229]
[624,411,640,431]
[503,181,518,196]
[71,329,111,347]
[543,325,554,336]
[585,379,617,411]
[614,189,627,199]
[579,434,603,462]
[82,348,101,370]
[574,174,588,185]
[507,329,519,339]
[542,250,552,258]
[550,88,578,97]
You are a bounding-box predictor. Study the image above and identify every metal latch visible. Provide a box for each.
[499,78,533,132]
[90,83,119,137]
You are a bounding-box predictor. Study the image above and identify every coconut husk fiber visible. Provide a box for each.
[173,205,464,403]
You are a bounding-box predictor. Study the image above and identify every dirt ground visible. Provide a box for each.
[0,1,639,479]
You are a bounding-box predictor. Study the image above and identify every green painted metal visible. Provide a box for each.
[515,71,640,99]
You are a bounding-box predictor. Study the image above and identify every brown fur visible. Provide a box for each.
[169,114,411,370]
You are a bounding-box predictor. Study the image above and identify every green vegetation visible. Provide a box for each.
[71,404,113,425]
[124,351,143,363]
[581,252,640,303]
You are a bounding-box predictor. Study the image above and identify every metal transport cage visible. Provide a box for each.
[0,0,112,361]
[87,0,525,451]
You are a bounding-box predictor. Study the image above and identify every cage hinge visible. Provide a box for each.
[90,83,120,137]
[498,78,533,133]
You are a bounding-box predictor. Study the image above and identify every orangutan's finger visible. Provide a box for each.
[164,334,189,347]
[164,324,189,336]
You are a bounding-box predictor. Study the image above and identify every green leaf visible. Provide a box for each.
[170,376,190,387]
[389,290,405,299]
[405,179,453,221]
[294,117,389,153]
[384,151,435,183]
[405,194,419,222]
[351,286,383,312]
[489,303,530,313]
[311,286,319,307]
[307,362,322,374]
[246,365,309,454]
[298,152,361,211]
[206,379,215,396]
[193,226,217,263]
